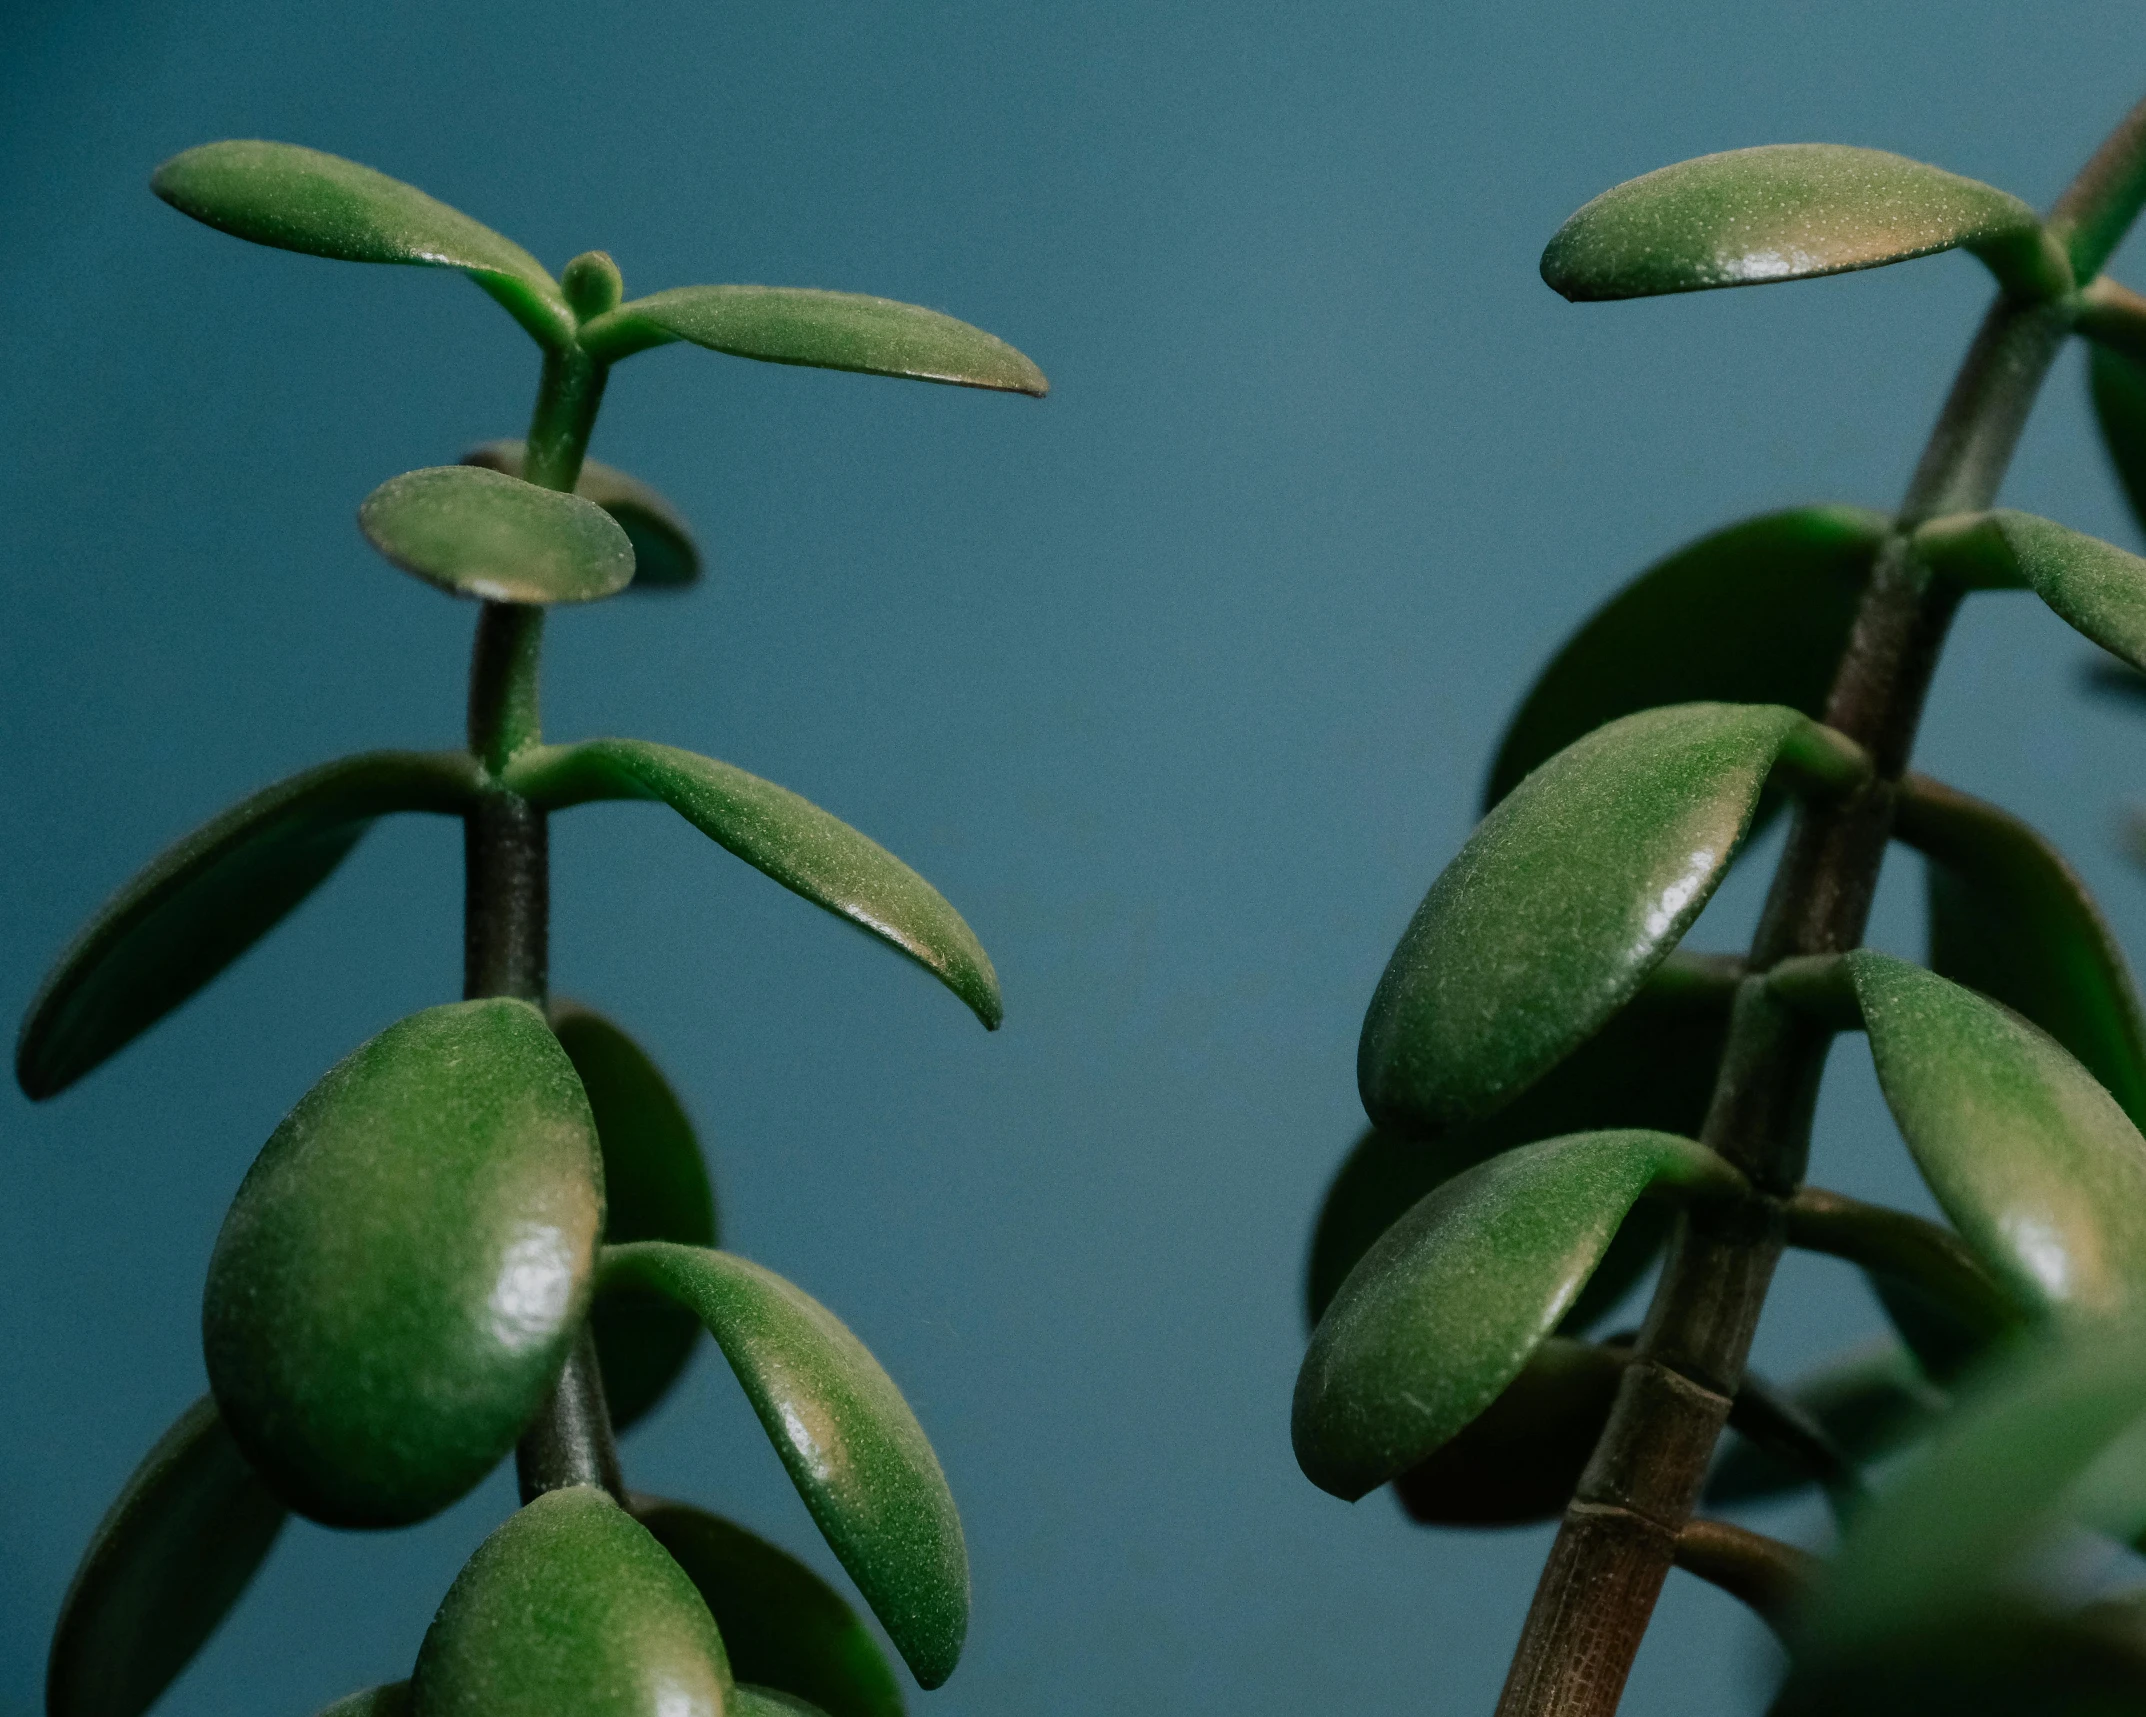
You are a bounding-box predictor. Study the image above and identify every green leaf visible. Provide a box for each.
[1914,508,2146,671]
[16,749,479,1100]
[1390,1337,1626,1526]
[1292,1128,1743,1501]
[1486,507,1887,809]
[48,1396,286,1717]
[732,1692,835,1717]
[578,286,1047,396]
[463,440,702,588]
[312,1688,410,1717]
[1360,702,1864,1133]
[1845,950,2146,1320]
[1706,1341,1948,1505]
[358,466,634,604]
[2089,340,2146,540]
[151,141,573,348]
[601,1242,966,1689]
[506,740,1000,1030]
[204,999,602,1528]
[631,1496,904,1717]
[1307,952,1736,1326]
[1896,774,2146,1127]
[552,1002,717,1433]
[412,1485,730,1717]
[1541,144,2064,303]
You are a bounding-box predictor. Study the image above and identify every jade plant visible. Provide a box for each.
[21,141,1044,1717]
[1294,92,2146,1713]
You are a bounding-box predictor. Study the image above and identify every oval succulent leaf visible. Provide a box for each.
[602,1243,967,1689]
[359,466,634,604]
[552,1002,717,1432]
[463,440,702,589]
[1897,774,2146,1127]
[1360,702,1863,1133]
[507,740,1000,1029]
[204,999,602,1527]
[1541,144,2062,303]
[412,1485,730,1717]
[48,1396,286,1717]
[16,749,479,1100]
[1707,1340,1948,1506]
[2090,340,2146,541]
[1308,951,1736,1326]
[578,285,1048,396]
[1845,950,2146,1320]
[1293,1129,1743,1501]
[1486,507,1887,810]
[151,141,572,347]
[631,1496,904,1717]
[1914,508,2146,672]
[1392,1337,1627,1526]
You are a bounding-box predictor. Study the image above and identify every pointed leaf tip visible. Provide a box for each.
[1542,144,2061,303]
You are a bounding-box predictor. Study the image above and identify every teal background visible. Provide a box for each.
[7,3,2146,1712]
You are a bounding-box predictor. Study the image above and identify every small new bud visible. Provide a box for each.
[561,251,623,321]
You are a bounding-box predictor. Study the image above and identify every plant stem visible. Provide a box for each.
[1493,94,2146,1716]
[464,339,628,1505]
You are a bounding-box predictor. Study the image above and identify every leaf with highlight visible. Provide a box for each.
[463,441,702,588]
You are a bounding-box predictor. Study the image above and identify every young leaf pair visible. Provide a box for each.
[28,137,1046,1717]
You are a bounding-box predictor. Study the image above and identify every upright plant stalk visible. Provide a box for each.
[1494,101,2146,1717]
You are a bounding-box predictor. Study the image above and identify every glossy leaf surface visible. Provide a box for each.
[359,466,634,604]
[1293,1129,1742,1501]
[412,1485,729,1717]
[151,141,571,347]
[1541,144,2059,302]
[1392,1338,1625,1526]
[463,440,701,588]
[1485,507,1885,809]
[17,749,478,1099]
[508,740,1000,1029]
[554,1003,717,1433]
[579,286,1047,395]
[603,1243,966,1688]
[1847,951,2146,1319]
[1706,1341,1947,1504]
[204,1000,602,1527]
[632,1496,903,1717]
[48,1397,286,1717]
[2090,342,2146,539]
[1361,702,1858,1132]
[1915,507,2146,671]
[1898,774,2146,1126]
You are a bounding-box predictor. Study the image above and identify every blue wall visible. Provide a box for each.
[6,3,2145,1712]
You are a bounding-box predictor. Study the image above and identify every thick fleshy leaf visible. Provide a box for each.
[732,1692,833,1717]
[1307,952,1736,1326]
[1896,774,2146,1126]
[359,466,634,604]
[151,141,572,347]
[1293,1129,1743,1501]
[48,1397,286,1717]
[463,440,702,588]
[1915,508,2146,671]
[1706,1341,1948,1504]
[578,286,1047,396]
[1391,1337,1626,1526]
[507,740,999,1029]
[1845,951,2146,1320]
[204,999,602,1527]
[2090,341,2146,540]
[412,1485,730,1717]
[1360,702,1864,1132]
[553,1003,717,1433]
[1541,144,2063,302]
[631,1497,903,1717]
[1486,507,1886,809]
[16,750,479,1100]
[601,1243,966,1688]
[313,1688,410,1717]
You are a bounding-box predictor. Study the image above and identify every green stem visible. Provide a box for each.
[463,339,628,1505]
[1494,92,2146,1717]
